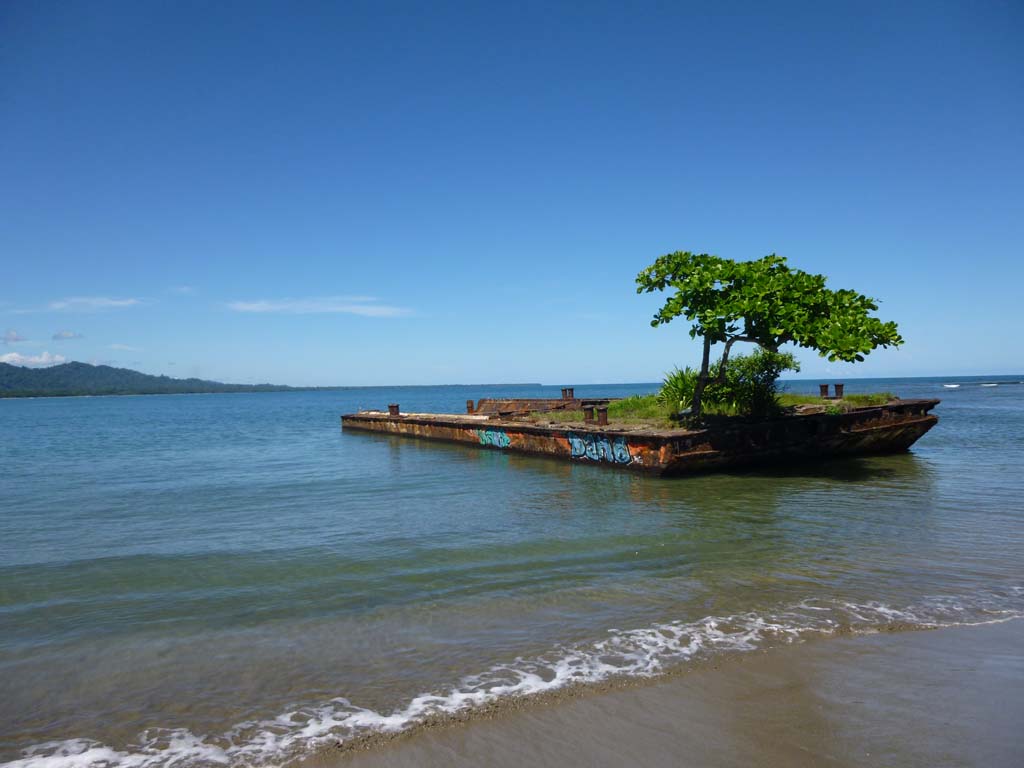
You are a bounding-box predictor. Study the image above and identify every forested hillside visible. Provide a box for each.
[0,362,298,397]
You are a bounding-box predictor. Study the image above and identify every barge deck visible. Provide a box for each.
[341,399,939,477]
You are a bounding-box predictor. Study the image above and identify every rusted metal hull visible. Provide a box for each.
[340,400,939,477]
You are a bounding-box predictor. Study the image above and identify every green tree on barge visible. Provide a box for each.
[636,252,903,418]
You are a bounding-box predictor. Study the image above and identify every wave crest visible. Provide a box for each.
[7,589,1022,768]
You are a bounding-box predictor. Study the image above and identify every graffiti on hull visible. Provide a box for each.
[476,428,511,448]
[567,432,634,464]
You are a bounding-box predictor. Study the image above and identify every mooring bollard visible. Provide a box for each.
[596,406,609,426]
[466,399,475,414]
[819,384,829,399]
[583,405,596,423]
[388,404,400,417]
[834,383,845,399]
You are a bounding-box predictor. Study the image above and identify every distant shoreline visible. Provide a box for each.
[0,384,552,399]
[2,359,1022,401]
[0,384,553,399]
[0,388,325,400]
[4,376,1019,399]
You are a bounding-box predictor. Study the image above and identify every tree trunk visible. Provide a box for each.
[691,335,712,418]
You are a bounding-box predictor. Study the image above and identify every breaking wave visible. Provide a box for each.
[6,588,1022,768]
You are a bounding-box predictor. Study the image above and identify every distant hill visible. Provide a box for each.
[0,361,303,397]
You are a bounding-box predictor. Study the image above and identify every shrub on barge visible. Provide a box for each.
[658,349,799,420]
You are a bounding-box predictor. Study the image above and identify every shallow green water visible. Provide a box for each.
[1,378,1022,767]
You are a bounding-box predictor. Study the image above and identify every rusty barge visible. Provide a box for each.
[341,394,939,477]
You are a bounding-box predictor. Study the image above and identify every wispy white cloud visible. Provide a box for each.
[226,296,411,317]
[3,329,27,344]
[0,350,66,367]
[109,343,142,351]
[52,330,84,340]
[48,297,141,312]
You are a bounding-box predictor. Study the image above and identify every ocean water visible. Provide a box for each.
[1,377,1022,767]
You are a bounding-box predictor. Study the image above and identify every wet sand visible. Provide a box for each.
[329,619,1023,768]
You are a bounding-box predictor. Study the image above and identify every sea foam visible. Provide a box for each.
[5,588,1022,768]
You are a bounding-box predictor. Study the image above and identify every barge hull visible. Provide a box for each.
[341,400,939,477]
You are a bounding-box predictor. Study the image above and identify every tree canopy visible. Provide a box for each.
[636,251,903,417]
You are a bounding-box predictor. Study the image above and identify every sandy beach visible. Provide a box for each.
[330,619,1024,768]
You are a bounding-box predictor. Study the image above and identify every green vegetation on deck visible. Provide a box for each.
[531,391,896,428]
[778,392,895,408]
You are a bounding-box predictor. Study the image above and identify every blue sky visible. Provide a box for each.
[2,1,1021,385]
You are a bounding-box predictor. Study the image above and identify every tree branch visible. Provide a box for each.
[710,334,756,385]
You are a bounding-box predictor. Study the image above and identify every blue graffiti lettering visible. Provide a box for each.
[567,435,587,457]
[476,429,511,448]
[567,433,633,464]
[612,439,632,464]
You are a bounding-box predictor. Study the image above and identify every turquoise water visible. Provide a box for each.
[2,378,1023,767]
